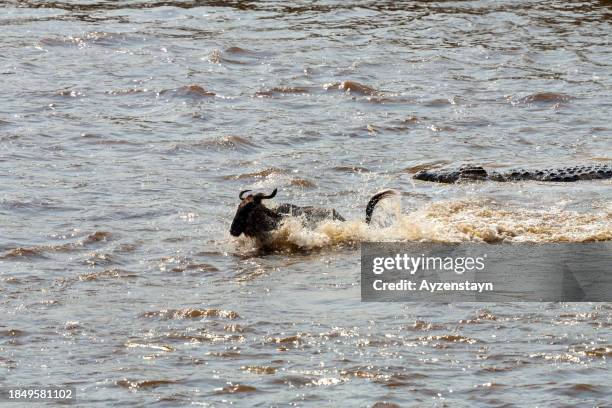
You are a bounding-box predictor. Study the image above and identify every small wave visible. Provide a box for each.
[311,377,345,387]
[0,358,16,369]
[341,368,383,380]
[459,310,498,324]
[402,160,451,174]
[1,231,112,260]
[267,334,304,344]
[225,46,257,54]
[418,334,479,345]
[208,49,222,63]
[1,198,71,211]
[164,330,243,343]
[199,135,256,150]
[55,88,84,98]
[569,345,611,358]
[215,383,258,394]
[324,81,380,96]
[255,86,310,97]
[290,178,316,188]
[381,374,424,388]
[84,231,112,243]
[92,139,140,146]
[171,135,257,153]
[209,46,267,65]
[223,167,288,180]
[141,308,240,320]
[423,96,462,107]
[0,247,48,259]
[372,402,401,408]
[105,88,150,96]
[158,84,215,98]
[125,341,175,352]
[270,375,314,387]
[366,96,416,105]
[331,165,370,173]
[84,252,114,266]
[529,352,582,363]
[512,92,574,105]
[0,329,26,339]
[78,268,137,281]
[206,351,243,358]
[224,324,247,333]
[559,384,603,396]
[116,379,179,390]
[407,320,447,331]
[242,365,277,374]
[170,263,219,273]
[2,277,21,285]
[40,31,142,48]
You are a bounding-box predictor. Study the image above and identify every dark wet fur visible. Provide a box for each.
[413,164,612,183]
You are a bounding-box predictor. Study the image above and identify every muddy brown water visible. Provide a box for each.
[1,1,611,406]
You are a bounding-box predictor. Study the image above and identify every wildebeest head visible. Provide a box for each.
[230,188,278,237]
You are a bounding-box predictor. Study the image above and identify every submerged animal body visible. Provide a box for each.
[413,164,612,184]
[230,188,396,239]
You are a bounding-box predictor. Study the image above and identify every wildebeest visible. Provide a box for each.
[230,188,396,239]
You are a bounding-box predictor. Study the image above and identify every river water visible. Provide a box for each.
[1,1,611,406]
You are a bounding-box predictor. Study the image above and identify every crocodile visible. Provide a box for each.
[413,164,612,183]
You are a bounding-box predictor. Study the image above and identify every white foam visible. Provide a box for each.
[239,198,611,251]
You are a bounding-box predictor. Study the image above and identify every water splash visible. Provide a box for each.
[235,199,611,252]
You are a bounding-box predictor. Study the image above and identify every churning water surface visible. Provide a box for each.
[1,1,611,406]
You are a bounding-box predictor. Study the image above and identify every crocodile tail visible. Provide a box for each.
[365,190,398,224]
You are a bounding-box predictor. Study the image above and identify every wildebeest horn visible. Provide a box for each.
[255,188,277,200]
[239,190,251,199]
